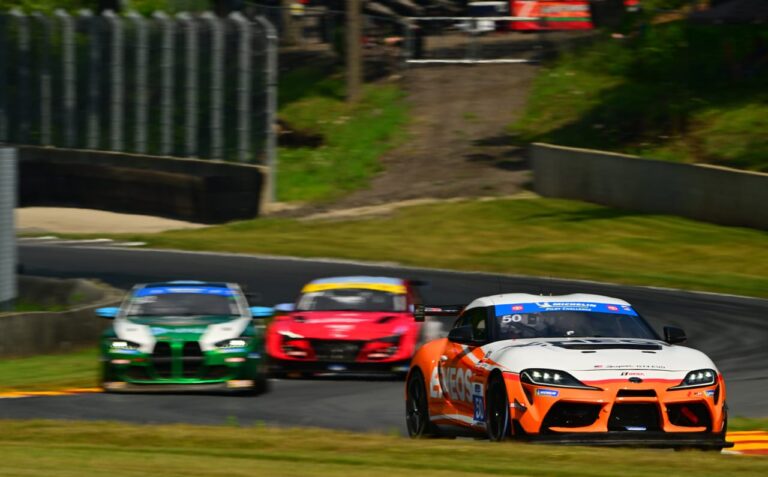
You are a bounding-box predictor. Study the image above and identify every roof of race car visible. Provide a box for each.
[467,293,633,310]
[302,276,407,294]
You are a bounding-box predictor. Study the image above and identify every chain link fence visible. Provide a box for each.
[0,9,277,165]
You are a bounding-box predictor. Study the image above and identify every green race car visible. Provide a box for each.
[97,281,272,394]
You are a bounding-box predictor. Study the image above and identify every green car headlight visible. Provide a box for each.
[215,338,250,349]
[109,339,141,350]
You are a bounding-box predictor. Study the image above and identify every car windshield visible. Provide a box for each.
[495,311,657,340]
[125,292,241,317]
[296,288,407,312]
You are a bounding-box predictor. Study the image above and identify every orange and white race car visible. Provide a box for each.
[405,293,732,449]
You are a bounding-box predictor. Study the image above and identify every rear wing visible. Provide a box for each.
[414,304,466,322]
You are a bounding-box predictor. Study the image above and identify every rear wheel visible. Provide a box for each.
[406,369,439,438]
[486,374,511,441]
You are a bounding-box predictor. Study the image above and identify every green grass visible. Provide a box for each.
[66,197,768,299]
[0,420,766,477]
[513,22,768,172]
[0,348,98,392]
[277,69,408,202]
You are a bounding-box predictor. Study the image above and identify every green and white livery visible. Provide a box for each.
[97,281,271,394]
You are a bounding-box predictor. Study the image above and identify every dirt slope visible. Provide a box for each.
[280,63,538,215]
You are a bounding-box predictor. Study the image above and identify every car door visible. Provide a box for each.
[438,306,490,426]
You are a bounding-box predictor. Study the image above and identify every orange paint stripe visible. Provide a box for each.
[0,387,102,398]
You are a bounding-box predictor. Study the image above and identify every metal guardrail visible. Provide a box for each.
[0,9,277,168]
[403,16,547,64]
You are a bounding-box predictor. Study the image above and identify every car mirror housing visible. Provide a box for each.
[96,307,119,319]
[250,306,274,318]
[664,326,687,344]
[448,325,475,345]
[274,303,296,313]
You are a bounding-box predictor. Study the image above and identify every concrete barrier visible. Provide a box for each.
[0,276,123,357]
[531,143,768,231]
[0,148,16,311]
[17,146,269,224]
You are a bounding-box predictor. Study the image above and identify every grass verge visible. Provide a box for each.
[278,67,408,202]
[76,197,768,299]
[0,420,766,477]
[513,22,768,172]
[0,348,98,392]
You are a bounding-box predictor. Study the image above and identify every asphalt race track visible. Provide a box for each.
[2,244,766,432]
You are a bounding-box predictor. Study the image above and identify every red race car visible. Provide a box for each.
[266,276,425,377]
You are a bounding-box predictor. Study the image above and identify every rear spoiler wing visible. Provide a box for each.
[414,304,466,322]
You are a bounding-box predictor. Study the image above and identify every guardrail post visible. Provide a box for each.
[230,12,252,163]
[55,9,77,148]
[10,10,30,144]
[31,13,52,146]
[177,12,198,158]
[80,9,101,150]
[254,15,278,202]
[0,148,17,312]
[0,15,8,142]
[201,12,224,160]
[126,11,148,154]
[154,11,175,156]
[103,10,124,152]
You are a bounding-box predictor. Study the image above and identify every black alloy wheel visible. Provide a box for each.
[486,374,511,441]
[406,369,437,437]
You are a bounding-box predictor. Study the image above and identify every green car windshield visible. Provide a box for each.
[125,292,242,322]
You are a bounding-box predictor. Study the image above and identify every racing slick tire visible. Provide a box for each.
[406,368,440,438]
[486,373,511,442]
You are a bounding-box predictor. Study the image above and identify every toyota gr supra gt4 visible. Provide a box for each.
[406,294,731,450]
[266,276,424,377]
[97,281,272,393]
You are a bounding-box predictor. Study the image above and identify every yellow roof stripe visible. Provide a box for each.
[302,282,407,294]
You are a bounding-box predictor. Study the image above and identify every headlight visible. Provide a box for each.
[520,368,599,390]
[377,334,402,344]
[670,369,717,389]
[278,330,304,340]
[109,340,141,350]
[215,338,250,349]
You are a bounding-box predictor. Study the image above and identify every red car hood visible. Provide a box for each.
[272,311,415,341]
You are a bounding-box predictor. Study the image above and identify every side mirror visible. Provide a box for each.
[447,325,475,345]
[274,303,296,313]
[96,307,119,319]
[250,306,274,318]
[664,326,687,344]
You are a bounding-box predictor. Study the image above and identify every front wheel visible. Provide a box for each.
[486,374,511,441]
[406,369,439,438]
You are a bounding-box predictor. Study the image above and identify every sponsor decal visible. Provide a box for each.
[327,364,347,372]
[472,383,485,422]
[112,349,141,355]
[495,302,638,316]
[705,390,716,398]
[620,372,645,376]
[248,352,262,359]
[625,426,647,431]
[219,348,247,354]
[536,389,559,397]
[438,366,473,402]
[150,327,206,335]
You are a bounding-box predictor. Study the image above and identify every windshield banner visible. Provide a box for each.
[135,286,235,297]
[495,302,638,316]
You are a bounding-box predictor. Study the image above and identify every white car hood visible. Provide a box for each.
[484,337,717,382]
[114,317,250,353]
